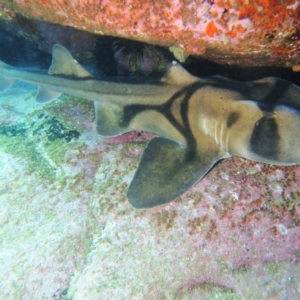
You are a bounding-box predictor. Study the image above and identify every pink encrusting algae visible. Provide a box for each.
[1,0,300,66]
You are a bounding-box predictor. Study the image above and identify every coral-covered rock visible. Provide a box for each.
[1,0,300,66]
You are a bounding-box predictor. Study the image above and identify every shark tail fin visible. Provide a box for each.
[0,61,14,91]
[48,44,92,78]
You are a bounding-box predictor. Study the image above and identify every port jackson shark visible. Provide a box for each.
[1,44,300,208]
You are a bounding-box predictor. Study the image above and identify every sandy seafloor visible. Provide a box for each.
[1,81,300,300]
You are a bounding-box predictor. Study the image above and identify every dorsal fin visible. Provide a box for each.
[161,61,199,85]
[48,44,91,78]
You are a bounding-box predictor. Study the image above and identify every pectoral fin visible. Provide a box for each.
[94,102,127,136]
[127,137,221,209]
[36,87,62,103]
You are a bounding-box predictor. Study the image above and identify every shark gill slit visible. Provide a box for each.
[218,121,225,151]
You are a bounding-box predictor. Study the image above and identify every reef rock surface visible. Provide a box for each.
[1,0,300,67]
[0,81,300,298]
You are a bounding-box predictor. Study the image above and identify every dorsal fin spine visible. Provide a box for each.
[161,61,199,85]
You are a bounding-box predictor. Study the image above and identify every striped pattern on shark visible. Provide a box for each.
[1,44,300,208]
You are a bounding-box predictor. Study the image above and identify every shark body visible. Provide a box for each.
[1,44,300,208]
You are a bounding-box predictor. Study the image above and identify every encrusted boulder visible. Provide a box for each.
[1,0,300,67]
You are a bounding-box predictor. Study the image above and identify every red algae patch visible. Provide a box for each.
[206,20,219,37]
